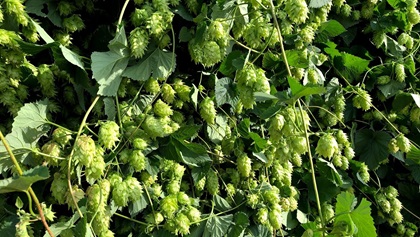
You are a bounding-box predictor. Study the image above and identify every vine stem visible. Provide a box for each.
[269,0,325,233]
[67,95,100,218]
[0,131,55,237]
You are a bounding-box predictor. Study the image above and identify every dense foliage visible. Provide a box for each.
[1,0,420,236]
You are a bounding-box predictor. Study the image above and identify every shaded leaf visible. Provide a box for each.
[227,212,249,237]
[123,48,175,81]
[214,194,232,212]
[309,0,332,8]
[219,51,244,76]
[163,138,212,167]
[172,125,202,140]
[203,214,233,237]
[91,27,130,96]
[215,77,239,107]
[247,225,271,237]
[104,97,117,121]
[207,115,228,144]
[355,129,392,170]
[0,166,49,193]
[129,192,149,217]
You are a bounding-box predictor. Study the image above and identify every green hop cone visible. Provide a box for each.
[51,172,68,204]
[199,97,217,124]
[41,141,61,165]
[145,78,160,94]
[154,99,173,117]
[98,121,120,149]
[352,88,372,111]
[396,134,411,153]
[162,83,176,104]
[52,127,72,146]
[160,194,178,218]
[315,134,339,159]
[73,134,96,166]
[129,149,147,172]
[268,208,282,230]
[125,176,143,201]
[395,63,406,82]
[129,28,149,58]
[237,153,252,178]
[206,169,219,195]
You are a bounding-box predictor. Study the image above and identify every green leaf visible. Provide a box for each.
[254,92,278,102]
[227,212,249,237]
[15,197,23,209]
[91,50,129,96]
[288,77,325,99]
[0,100,50,165]
[407,146,420,165]
[91,27,130,96]
[12,99,49,130]
[172,125,201,140]
[0,166,49,193]
[60,45,85,70]
[43,211,81,237]
[31,19,54,43]
[248,225,271,237]
[103,97,117,121]
[129,192,148,217]
[284,50,309,68]
[253,152,268,163]
[304,175,340,203]
[335,192,376,237]
[249,132,268,150]
[355,129,392,170]
[411,93,420,108]
[206,115,228,144]
[351,199,376,237]
[191,163,211,184]
[219,51,244,76]
[123,47,175,81]
[17,41,57,55]
[74,216,94,237]
[318,20,346,38]
[215,77,239,107]
[179,27,193,42]
[262,51,281,70]
[336,53,370,83]
[26,0,61,26]
[203,214,233,237]
[213,194,232,212]
[377,80,406,99]
[392,92,413,111]
[238,118,251,138]
[163,138,212,167]
[309,0,332,8]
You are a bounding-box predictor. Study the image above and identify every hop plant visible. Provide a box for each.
[62,14,84,32]
[353,88,372,111]
[41,141,61,165]
[199,97,216,124]
[154,99,173,117]
[73,135,96,166]
[129,149,147,172]
[98,121,120,149]
[395,63,406,82]
[52,127,72,146]
[359,163,370,183]
[160,194,179,218]
[129,28,149,58]
[237,153,252,178]
[51,173,68,204]
[145,78,160,94]
[162,83,176,103]
[206,169,219,195]
[316,134,339,159]
[396,134,411,153]
[207,19,228,40]
[189,39,223,67]
[284,0,309,24]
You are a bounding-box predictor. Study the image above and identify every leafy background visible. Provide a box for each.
[0,0,420,236]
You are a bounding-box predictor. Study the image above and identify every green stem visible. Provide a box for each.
[298,99,325,230]
[25,191,36,216]
[0,131,55,237]
[67,95,100,218]
[117,0,131,29]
